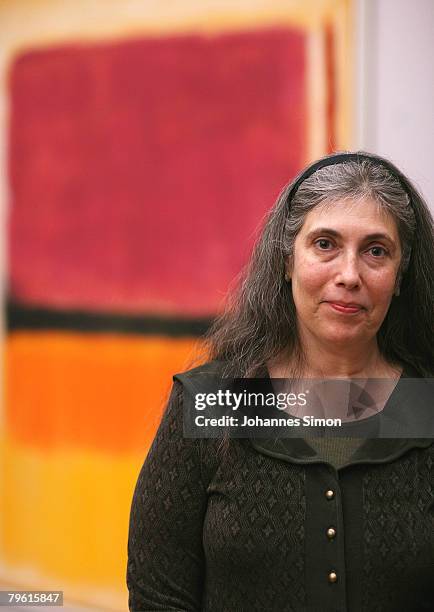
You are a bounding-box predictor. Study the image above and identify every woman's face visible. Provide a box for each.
[288,198,402,347]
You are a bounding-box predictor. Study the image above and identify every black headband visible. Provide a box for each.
[289,152,414,206]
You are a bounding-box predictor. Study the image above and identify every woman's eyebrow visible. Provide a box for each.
[362,232,396,244]
[305,228,340,240]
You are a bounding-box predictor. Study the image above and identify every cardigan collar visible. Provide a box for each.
[249,361,433,466]
[175,360,433,466]
[249,436,433,468]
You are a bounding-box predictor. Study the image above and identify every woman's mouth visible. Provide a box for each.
[326,302,364,314]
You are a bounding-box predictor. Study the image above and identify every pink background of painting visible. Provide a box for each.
[9,29,307,316]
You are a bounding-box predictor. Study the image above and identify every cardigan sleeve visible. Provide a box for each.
[127,381,207,611]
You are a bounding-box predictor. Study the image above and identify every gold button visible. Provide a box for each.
[327,527,336,539]
[325,489,334,500]
[328,571,338,583]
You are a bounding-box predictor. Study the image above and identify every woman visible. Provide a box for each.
[127,152,434,611]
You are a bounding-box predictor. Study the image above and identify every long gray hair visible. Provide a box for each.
[204,151,434,377]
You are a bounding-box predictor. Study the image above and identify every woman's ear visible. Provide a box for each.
[284,258,292,282]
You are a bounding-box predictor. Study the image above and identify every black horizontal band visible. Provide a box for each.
[6,300,212,338]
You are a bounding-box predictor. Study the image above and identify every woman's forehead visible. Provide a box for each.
[299,198,399,237]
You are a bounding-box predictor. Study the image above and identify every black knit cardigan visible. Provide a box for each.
[127,364,434,612]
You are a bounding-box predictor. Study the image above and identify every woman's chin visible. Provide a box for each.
[317,324,369,346]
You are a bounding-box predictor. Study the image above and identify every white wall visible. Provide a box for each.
[354,0,434,211]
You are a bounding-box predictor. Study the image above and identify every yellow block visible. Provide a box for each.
[1,434,147,596]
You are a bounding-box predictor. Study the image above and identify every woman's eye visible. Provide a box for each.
[368,246,388,257]
[315,239,333,250]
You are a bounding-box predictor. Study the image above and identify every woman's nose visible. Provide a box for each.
[334,253,362,289]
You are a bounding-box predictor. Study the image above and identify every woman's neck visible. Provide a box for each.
[270,338,402,379]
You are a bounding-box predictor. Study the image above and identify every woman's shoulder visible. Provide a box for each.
[173,360,227,390]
